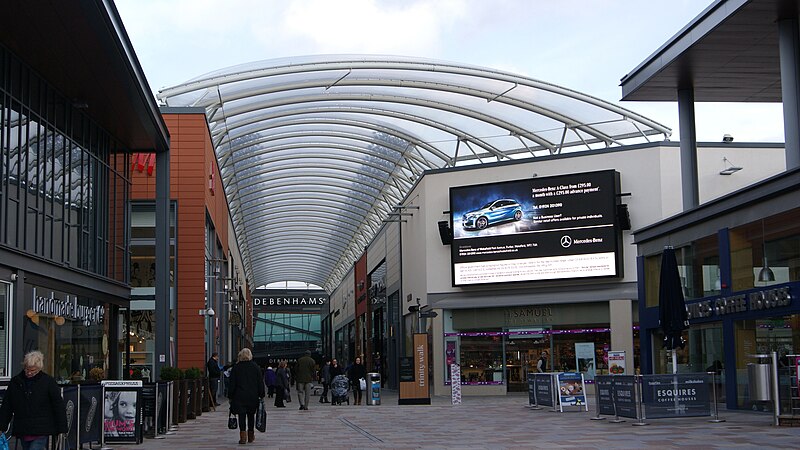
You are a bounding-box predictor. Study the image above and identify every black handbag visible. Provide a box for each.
[227,410,238,430]
[255,400,267,433]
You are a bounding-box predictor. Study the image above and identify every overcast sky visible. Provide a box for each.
[116,0,784,144]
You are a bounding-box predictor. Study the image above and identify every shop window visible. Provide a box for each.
[734,316,799,410]
[459,333,503,384]
[654,323,725,400]
[730,209,800,291]
[22,285,107,383]
[644,254,661,308]
[552,328,611,378]
[644,234,720,307]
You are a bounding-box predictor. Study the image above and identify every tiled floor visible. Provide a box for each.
[137,391,800,449]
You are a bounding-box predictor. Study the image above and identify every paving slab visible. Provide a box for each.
[133,391,800,449]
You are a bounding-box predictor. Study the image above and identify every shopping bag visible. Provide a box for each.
[255,400,267,433]
[227,410,238,430]
[359,377,366,391]
[0,432,8,450]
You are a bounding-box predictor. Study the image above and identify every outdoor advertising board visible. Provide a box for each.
[641,374,711,418]
[534,373,555,407]
[102,380,143,444]
[557,372,587,411]
[612,376,638,419]
[449,170,622,286]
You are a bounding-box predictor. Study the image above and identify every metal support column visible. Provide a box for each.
[779,17,800,170]
[678,87,698,210]
[155,149,171,379]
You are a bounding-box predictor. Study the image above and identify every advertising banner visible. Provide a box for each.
[594,375,615,416]
[557,372,587,411]
[450,170,621,286]
[102,380,143,443]
[534,373,554,407]
[575,342,596,381]
[62,386,79,449]
[641,373,711,418]
[796,357,800,390]
[398,334,430,405]
[608,350,626,375]
[80,384,102,445]
[450,364,462,405]
[612,376,638,419]
[445,339,457,383]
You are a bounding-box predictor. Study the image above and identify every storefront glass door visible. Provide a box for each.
[505,329,550,392]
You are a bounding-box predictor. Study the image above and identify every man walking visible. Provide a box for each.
[294,350,316,410]
[206,352,222,406]
[319,359,331,403]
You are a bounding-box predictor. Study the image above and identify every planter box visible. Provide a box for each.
[186,379,195,420]
[202,377,211,412]
[178,379,188,423]
[194,379,204,417]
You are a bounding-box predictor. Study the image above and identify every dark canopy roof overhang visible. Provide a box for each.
[1,0,169,152]
[621,0,800,102]
[159,55,671,291]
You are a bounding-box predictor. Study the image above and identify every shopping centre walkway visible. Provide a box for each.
[140,390,799,449]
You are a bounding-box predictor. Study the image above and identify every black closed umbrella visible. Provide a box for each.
[658,247,688,373]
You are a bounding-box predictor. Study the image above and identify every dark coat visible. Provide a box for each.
[264,368,277,387]
[0,370,68,437]
[321,363,331,384]
[228,360,265,415]
[206,357,221,379]
[294,355,316,384]
[348,363,367,389]
[329,364,344,378]
[275,367,290,390]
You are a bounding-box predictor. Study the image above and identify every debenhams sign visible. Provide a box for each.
[252,290,328,312]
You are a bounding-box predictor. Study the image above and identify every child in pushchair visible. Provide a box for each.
[330,374,350,405]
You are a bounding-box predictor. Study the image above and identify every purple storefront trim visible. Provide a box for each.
[444,326,639,337]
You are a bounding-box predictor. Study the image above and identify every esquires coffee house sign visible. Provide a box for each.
[686,286,792,321]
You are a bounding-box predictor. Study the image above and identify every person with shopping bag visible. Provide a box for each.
[0,351,68,450]
[228,348,265,445]
[348,356,367,406]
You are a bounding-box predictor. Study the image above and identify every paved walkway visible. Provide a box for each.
[136,391,800,449]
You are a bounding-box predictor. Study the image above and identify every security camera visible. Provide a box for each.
[206,307,216,317]
[722,134,733,143]
[10,273,17,281]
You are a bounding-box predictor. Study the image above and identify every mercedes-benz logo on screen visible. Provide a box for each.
[560,235,572,248]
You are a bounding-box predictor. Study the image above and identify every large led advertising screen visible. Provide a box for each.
[449,170,622,286]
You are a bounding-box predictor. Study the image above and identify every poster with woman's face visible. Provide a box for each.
[102,386,140,443]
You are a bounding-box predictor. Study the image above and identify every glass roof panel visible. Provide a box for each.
[158,55,670,291]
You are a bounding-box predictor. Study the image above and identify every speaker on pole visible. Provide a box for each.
[437,221,453,245]
[617,204,631,230]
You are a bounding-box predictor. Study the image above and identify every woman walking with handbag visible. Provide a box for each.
[228,348,265,445]
[348,356,367,406]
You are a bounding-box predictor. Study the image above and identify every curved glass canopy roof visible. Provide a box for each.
[158,55,671,292]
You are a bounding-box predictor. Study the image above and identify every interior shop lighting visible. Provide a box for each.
[758,219,775,282]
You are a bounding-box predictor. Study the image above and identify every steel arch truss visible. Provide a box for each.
[158,55,671,291]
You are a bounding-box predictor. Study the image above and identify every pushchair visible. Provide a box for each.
[330,374,350,405]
